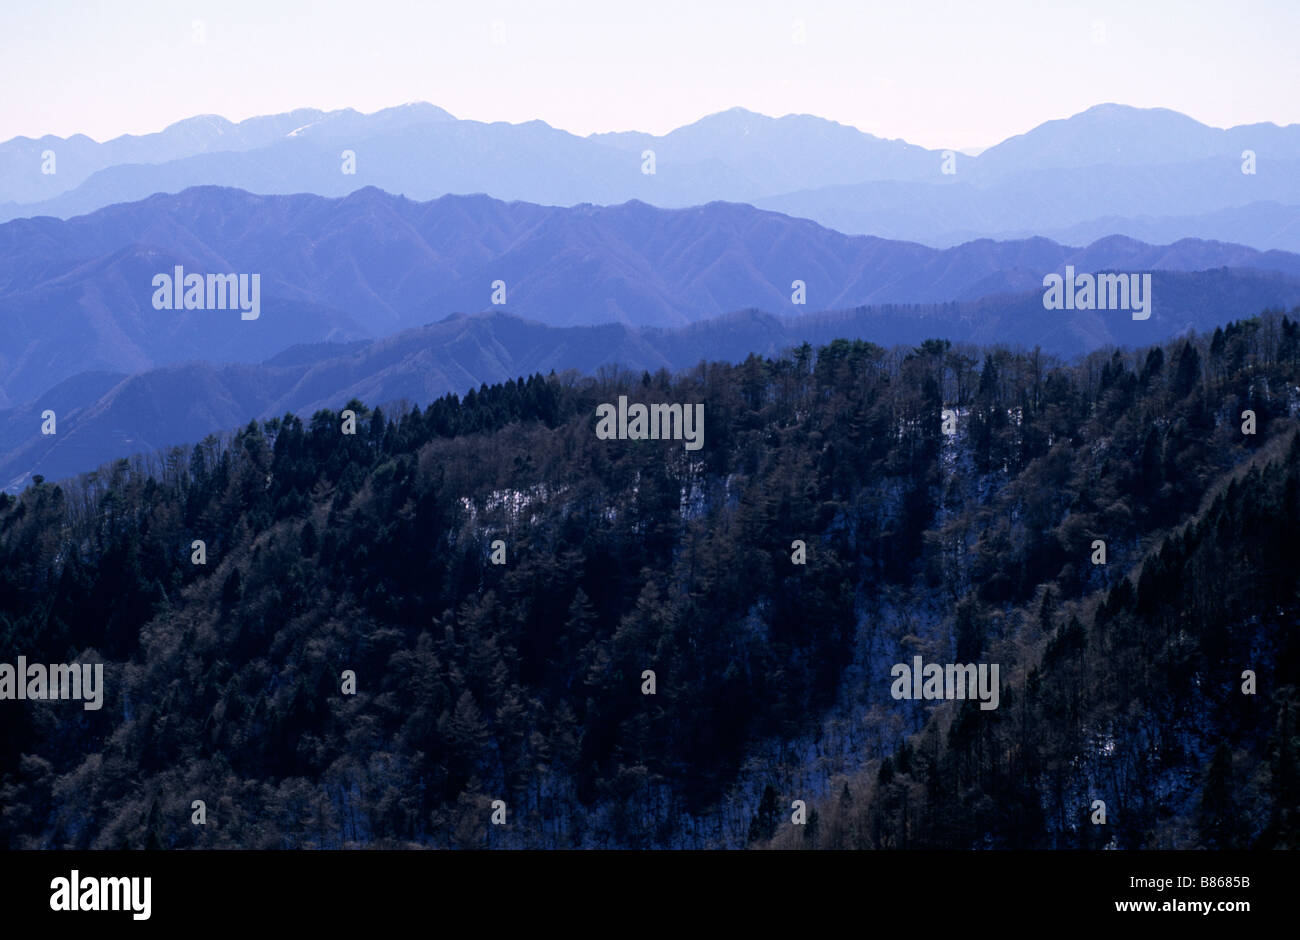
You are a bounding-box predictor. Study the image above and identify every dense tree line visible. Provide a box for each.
[766,314,1300,850]
[1,312,1297,848]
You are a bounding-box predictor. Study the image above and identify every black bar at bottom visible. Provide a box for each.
[0,849,1285,927]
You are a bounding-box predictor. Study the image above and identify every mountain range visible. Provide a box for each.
[5,103,1300,250]
[8,253,1300,492]
[5,184,1300,411]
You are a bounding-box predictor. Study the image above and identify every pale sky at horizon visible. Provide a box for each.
[2,0,1297,150]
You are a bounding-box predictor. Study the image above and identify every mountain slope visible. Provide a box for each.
[1,314,1296,849]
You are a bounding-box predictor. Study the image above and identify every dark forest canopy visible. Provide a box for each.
[1,310,1298,849]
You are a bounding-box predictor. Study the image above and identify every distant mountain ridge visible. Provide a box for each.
[4,186,1300,407]
[753,158,1300,250]
[7,267,1300,491]
[4,103,1300,250]
[0,102,944,218]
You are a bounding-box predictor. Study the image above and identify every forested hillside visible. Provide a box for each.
[2,312,1297,849]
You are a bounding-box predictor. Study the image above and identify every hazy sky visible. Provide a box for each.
[3,0,1297,148]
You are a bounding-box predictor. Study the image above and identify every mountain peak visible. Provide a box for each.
[684,106,772,128]
[166,113,236,128]
[369,101,456,122]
